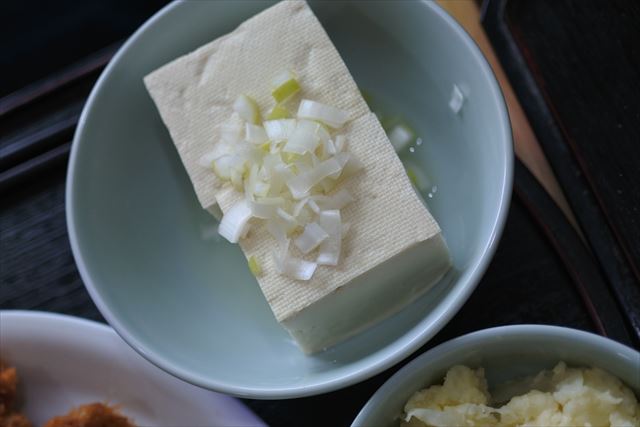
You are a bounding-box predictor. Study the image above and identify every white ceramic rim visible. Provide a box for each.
[0,310,266,426]
[352,324,640,426]
[66,0,513,398]
[2,310,114,340]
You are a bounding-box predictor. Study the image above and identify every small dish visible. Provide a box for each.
[0,311,265,426]
[66,0,512,397]
[352,325,640,426]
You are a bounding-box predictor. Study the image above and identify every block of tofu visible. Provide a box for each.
[144,0,451,353]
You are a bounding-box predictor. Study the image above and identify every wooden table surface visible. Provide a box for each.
[438,0,579,231]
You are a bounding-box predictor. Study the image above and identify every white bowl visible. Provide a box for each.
[0,311,264,426]
[352,325,640,426]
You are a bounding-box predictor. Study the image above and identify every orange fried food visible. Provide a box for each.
[0,362,18,416]
[0,413,32,427]
[0,362,32,427]
[43,403,135,427]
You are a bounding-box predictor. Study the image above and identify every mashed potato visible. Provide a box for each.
[402,363,639,427]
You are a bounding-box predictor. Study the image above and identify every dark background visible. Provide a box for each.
[2,1,639,426]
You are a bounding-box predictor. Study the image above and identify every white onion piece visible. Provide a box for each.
[292,198,310,217]
[230,167,244,191]
[233,94,260,124]
[272,70,296,88]
[449,84,465,114]
[250,197,284,219]
[262,159,293,196]
[243,163,260,199]
[277,254,317,281]
[245,123,268,144]
[277,207,298,227]
[272,239,317,281]
[317,210,341,266]
[198,150,219,168]
[307,199,320,214]
[254,182,270,197]
[287,157,343,199]
[388,124,414,152]
[319,178,338,194]
[283,120,324,154]
[294,222,328,254]
[312,189,354,210]
[212,155,245,180]
[330,152,351,178]
[334,135,347,152]
[290,198,314,227]
[218,200,252,243]
[324,138,337,156]
[266,219,288,246]
[198,137,236,168]
[234,141,263,164]
[263,119,297,141]
[297,99,349,128]
[338,153,363,179]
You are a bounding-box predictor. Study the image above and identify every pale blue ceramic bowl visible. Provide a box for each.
[66,1,512,398]
[352,325,640,426]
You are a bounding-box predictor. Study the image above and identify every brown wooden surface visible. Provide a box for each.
[436,0,581,232]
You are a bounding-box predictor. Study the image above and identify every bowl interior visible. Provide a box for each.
[352,326,640,427]
[68,0,511,396]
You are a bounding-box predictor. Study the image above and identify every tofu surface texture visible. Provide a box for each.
[144,0,451,353]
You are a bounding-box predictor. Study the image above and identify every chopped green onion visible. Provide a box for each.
[203,70,365,280]
[404,161,431,192]
[264,119,296,141]
[294,222,328,254]
[248,256,262,276]
[317,210,341,266]
[267,104,291,120]
[388,123,416,152]
[245,123,268,144]
[233,94,261,124]
[218,200,253,243]
[297,100,349,129]
[284,119,326,155]
[407,167,419,187]
[271,71,301,103]
[449,84,465,114]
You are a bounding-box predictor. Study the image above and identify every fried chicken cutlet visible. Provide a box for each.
[0,362,31,427]
[43,403,135,427]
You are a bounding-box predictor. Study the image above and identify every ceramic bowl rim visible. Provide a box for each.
[352,324,640,426]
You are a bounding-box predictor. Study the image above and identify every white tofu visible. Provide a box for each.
[144,0,451,353]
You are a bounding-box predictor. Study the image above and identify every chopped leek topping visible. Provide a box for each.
[267,104,291,120]
[407,167,419,187]
[233,94,261,124]
[245,123,268,144]
[248,256,262,276]
[388,123,416,152]
[404,161,431,192]
[294,222,329,254]
[205,70,363,280]
[264,119,296,141]
[297,100,349,129]
[271,71,301,103]
[317,210,341,266]
[449,84,465,114]
[218,200,252,243]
